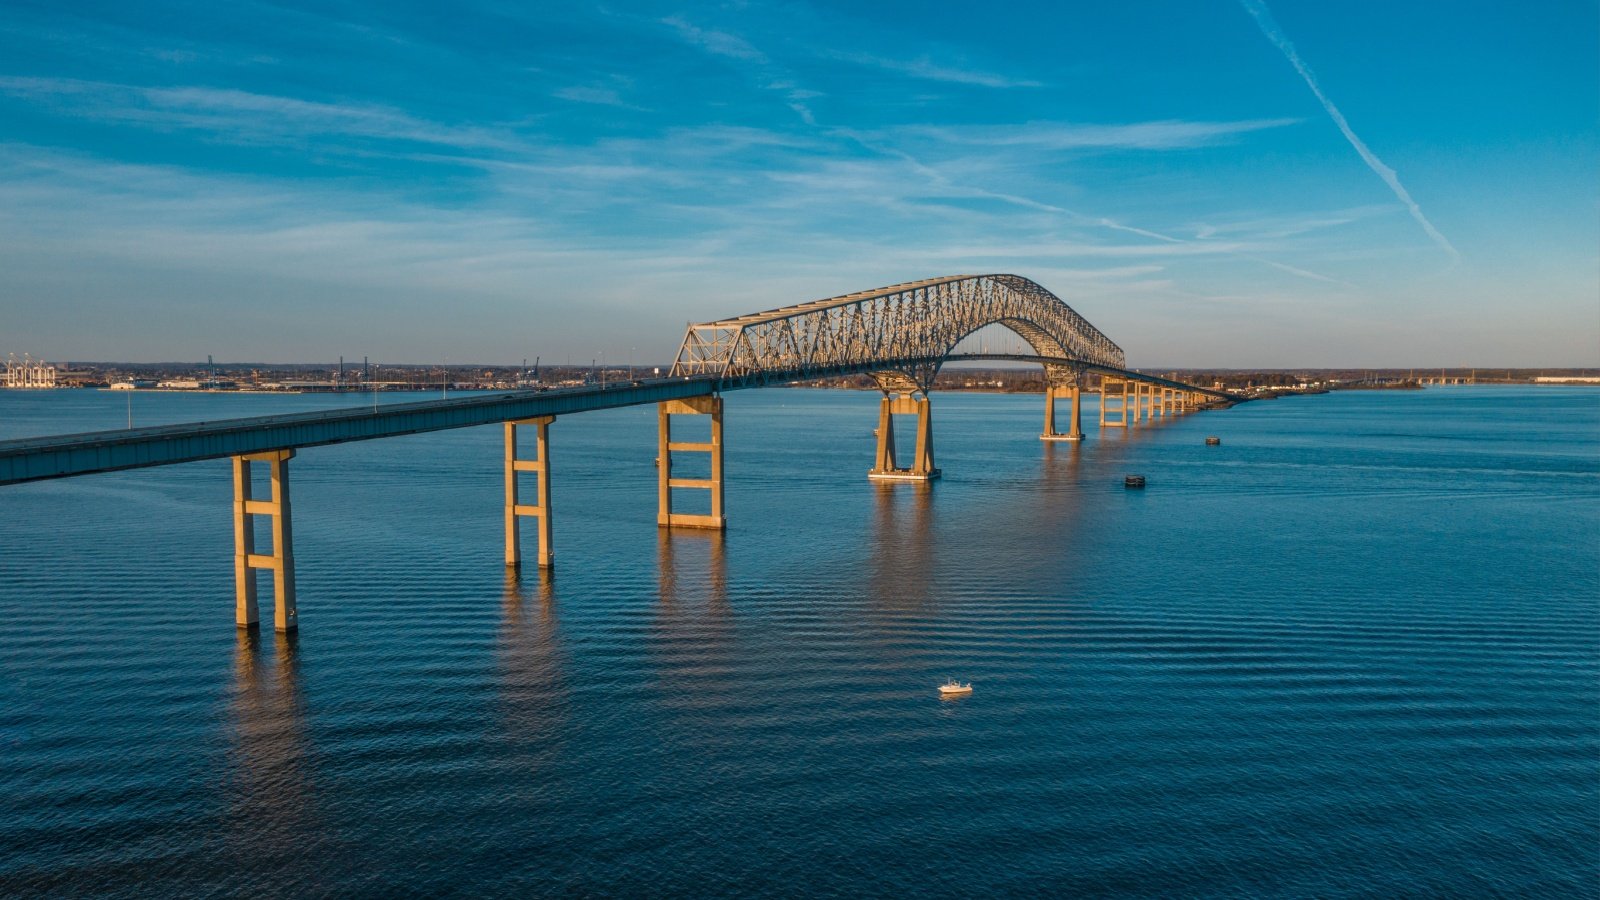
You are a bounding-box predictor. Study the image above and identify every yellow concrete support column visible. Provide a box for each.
[233,456,258,628]
[658,395,725,529]
[870,393,940,481]
[874,395,897,471]
[505,416,555,569]
[1042,384,1085,441]
[268,456,296,632]
[232,449,297,632]
[911,396,936,478]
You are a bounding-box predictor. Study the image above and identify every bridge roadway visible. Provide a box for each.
[0,357,1227,486]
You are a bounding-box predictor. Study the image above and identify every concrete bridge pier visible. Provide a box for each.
[505,416,554,569]
[1042,365,1085,442]
[232,449,297,632]
[1127,381,1143,425]
[1042,384,1084,441]
[1099,377,1129,428]
[658,396,726,529]
[870,393,940,481]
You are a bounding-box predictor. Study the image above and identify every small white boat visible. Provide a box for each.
[938,679,972,697]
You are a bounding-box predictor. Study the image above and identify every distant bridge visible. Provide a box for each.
[0,274,1236,632]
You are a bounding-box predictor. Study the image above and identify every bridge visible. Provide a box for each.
[0,274,1235,632]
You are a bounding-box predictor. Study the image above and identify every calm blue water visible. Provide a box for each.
[1,386,1596,897]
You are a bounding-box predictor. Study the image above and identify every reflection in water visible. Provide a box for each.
[1040,438,1083,488]
[496,569,568,788]
[226,629,321,871]
[866,483,936,612]
[651,530,734,699]
[655,529,728,614]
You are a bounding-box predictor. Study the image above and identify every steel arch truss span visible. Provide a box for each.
[670,275,1125,391]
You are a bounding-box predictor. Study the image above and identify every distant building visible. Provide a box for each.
[155,378,238,390]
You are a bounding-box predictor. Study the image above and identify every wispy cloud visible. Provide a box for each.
[896,118,1301,151]
[552,85,627,107]
[1238,0,1459,262]
[657,15,823,125]
[660,16,767,62]
[0,77,521,152]
[836,52,1041,88]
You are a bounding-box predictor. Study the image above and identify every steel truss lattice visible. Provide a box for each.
[669,274,1125,392]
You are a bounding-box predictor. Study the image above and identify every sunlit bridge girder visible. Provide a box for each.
[669,275,1125,388]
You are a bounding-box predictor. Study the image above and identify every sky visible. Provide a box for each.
[1,1,1595,367]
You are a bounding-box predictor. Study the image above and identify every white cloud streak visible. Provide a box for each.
[0,77,521,151]
[836,53,1041,88]
[657,16,821,125]
[1238,0,1459,262]
[894,118,1301,151]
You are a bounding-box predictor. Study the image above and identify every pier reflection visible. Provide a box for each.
[866,482,936,612]
[651,530,735,719]
[495,569,568,784]
[1040,438,1084,484]
[655,528,729,614]
[225,628,322,871]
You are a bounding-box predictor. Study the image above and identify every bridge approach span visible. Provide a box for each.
[0,355,1225,486]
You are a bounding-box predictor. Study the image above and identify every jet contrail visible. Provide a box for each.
[1239,0,1459,261]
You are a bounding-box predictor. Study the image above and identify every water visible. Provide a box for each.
[1,386,1596,897]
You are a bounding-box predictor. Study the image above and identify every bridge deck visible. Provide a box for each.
[0,378,719,485]
[0,361,1230,485]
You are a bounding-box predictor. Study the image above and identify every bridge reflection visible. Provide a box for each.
[868,483,937,613]
[656,529,730,615]
[225,630,323,872]
[495,570,568,789]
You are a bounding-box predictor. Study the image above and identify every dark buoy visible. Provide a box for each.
[1124,475,1146,489]
[1205,436,1221,446]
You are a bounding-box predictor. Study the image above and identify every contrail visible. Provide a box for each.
[1239,0,1459,261]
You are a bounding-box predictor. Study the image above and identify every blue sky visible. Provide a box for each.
[1,0,1595,366]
